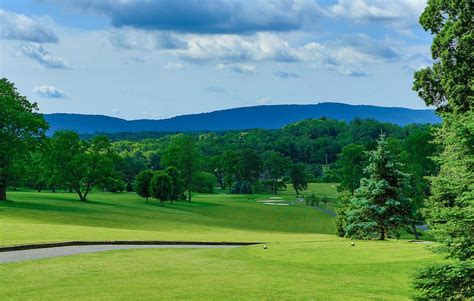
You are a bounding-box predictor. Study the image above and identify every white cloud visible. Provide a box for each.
[175,33,300,63]
[217,63,257,74]
[21,43,70,69]
[325,0,426,34]
[33,85,67,98]
[0,9,58,43]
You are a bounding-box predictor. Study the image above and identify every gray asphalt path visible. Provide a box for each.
[0,244,241,264]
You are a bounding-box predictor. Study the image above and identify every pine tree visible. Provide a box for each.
[344,134,411,240]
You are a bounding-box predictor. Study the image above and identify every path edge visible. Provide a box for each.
[0,241,262,252]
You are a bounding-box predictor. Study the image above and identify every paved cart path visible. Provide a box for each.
[0,244,242,264]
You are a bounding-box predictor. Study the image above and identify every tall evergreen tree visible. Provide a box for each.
[412,1,473,299]
[344,134,411,240]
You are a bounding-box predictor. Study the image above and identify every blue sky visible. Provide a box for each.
[0,0,432,120]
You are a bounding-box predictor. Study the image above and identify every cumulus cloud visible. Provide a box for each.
[274,71,299,78]
[21,43,70,69]
[325,0,426,33]
[57,0,321,34]
[299,34,404,77]
[176,33,300,63]
[0,9,58,43]
[217,63,257,74]
[33,85,67,98]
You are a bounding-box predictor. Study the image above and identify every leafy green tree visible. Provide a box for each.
[150,171,173,206]
[48,131,118,201]
[192,171,216,193]
[289,163,308,195]
[134,170,154,202]
[336,144,366,195]
[165,166,185,202]
[162,135,201,201]
[344,134,411,240]
[233,149,262,194]
[222,150,239,190]
[262,150,291,194]
[0,78,48,201]
[412,1,473,299]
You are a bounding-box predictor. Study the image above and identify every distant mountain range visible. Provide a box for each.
[44,102,440,134]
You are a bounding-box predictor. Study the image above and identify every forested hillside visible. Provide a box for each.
[44,102,440,134]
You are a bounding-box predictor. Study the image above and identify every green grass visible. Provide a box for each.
[0,184,441,300]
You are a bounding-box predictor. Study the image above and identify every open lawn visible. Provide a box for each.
[0,184,440,300]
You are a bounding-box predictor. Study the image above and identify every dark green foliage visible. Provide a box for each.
[412,1,473,298]
[262,150,292,194]
[305,194,319,206]
[335,144,366,195]
[0,78,48,200]
[344,135,411,240]
[165,167,185,202]
[289,163,308,195]
[231,149,262,194]
[47,131,118,201]
[335,197,349,237]
[162,135,201,201]
[134,170,154,201]
[150,171,173,206]
[413,0,473,114]
[413,262,473,300]
[423,113,474,260]
[192,172,216,193]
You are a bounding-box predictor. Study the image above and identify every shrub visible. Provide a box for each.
[413,262,473,300]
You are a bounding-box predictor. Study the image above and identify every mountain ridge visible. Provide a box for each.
[44,102,440,134]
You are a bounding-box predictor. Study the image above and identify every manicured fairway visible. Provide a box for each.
[0,184,338,246]
[0,184,440,300]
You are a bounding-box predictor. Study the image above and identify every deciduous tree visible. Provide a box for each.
[0,78,48,201]
[150,171,173,206]
[135,170,154,202]
[412,1,473,298]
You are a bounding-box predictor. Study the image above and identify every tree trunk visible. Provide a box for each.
[188,190,192,202]
[380,228,385,240]
[0,183,6,201]
[412,223,420,240]
[295,187,299,196]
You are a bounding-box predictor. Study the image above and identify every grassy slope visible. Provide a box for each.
[1,184,337,246]
[1,184,440,300]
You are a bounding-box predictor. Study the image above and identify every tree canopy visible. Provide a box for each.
[0,78,48,201]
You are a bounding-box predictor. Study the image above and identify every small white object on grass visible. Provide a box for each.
[351,242,355,247]
[263,245,268,249]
